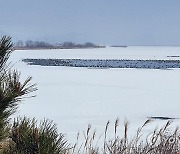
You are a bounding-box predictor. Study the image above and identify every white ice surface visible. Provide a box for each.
[8,46,180,143]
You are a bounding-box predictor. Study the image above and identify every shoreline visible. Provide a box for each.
[13,46,106,50]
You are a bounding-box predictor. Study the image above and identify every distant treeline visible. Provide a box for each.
[14,40,105,50]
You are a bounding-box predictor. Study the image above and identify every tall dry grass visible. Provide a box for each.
[69,119,180,154]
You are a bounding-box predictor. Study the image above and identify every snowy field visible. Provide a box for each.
[9,46,180,143]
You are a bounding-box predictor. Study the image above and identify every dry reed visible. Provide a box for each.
[69,119,180,154]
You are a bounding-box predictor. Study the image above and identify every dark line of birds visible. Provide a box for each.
[22,59,180,69]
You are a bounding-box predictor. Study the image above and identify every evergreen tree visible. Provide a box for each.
[0,36,69,153]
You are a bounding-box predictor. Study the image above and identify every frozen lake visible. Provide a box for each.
[9,46,180,143]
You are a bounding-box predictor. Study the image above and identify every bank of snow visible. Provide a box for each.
[9,46,180,143]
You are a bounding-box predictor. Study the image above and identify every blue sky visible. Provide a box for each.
[1,0,180,45]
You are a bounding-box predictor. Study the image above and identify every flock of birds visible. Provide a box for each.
[23,58,180,69]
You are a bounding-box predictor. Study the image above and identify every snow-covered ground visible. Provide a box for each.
[9,46,180,143]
